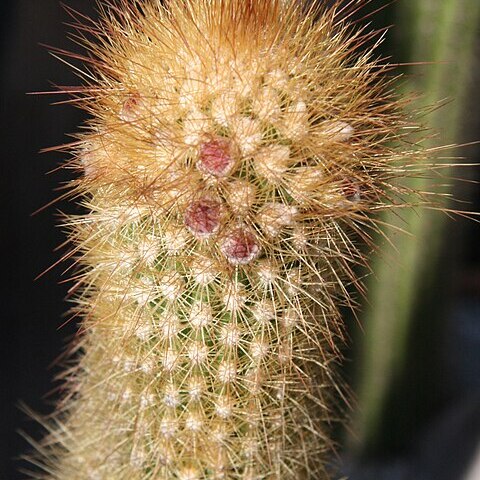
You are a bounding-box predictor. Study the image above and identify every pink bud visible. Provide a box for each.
[197,138,235,177]
[185,197,222,238]
[120,92,142,122]
[220,228,260,265]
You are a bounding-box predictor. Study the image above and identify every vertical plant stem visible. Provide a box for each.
[355,0,480,453]
[30,3,434,478]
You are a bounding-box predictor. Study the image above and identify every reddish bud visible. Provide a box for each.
[120,93,142,122]
[220,228,260,265]
[197,138,235,177]
[185,197,222,238]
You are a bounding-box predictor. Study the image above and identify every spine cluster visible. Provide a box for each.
[31,1,420,479]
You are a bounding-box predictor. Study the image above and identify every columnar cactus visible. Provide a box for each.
[31,1,424,479]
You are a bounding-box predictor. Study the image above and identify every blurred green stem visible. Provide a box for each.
[355,0,480,453]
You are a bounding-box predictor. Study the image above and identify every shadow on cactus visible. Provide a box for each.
[23,1,447,479]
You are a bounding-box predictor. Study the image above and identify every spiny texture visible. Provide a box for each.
[32,1,421,479]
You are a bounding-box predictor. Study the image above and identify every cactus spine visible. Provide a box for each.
[31,1,424,479]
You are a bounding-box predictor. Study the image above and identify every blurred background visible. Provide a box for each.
[0,1,478,479]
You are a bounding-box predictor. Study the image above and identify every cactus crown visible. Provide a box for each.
[28,1,424,479]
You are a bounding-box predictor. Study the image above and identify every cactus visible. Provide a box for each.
[29,1,431,479]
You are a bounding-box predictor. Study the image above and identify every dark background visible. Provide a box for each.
[0,2,479,479]
[1,2,98,478]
